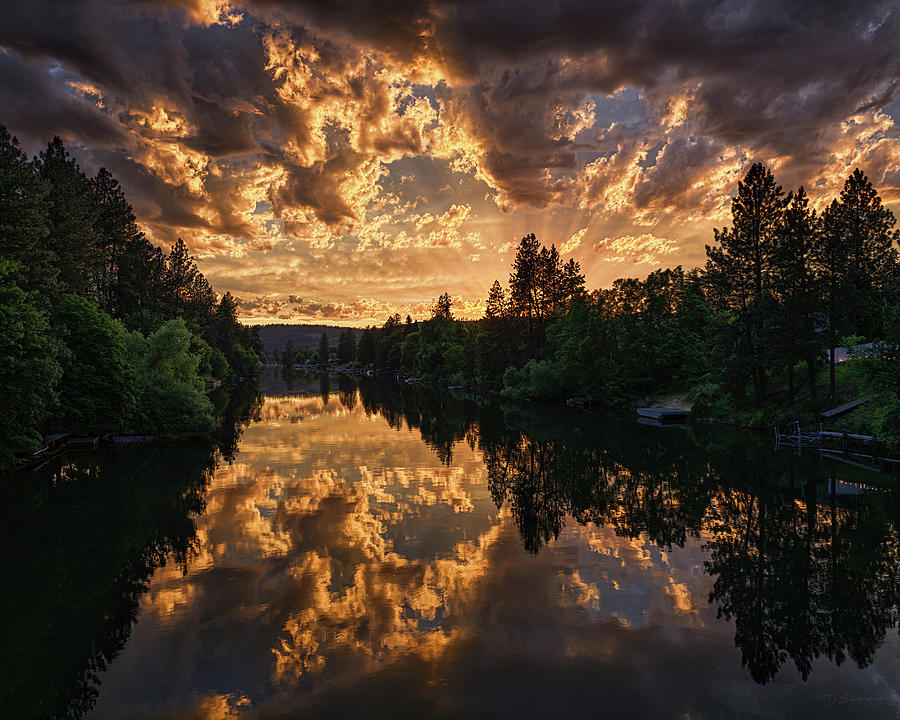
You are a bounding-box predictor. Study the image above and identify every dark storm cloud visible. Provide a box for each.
[0,50,129,148]
[1,0,898,311]
[2,0,898,209]
[245,0,900,211]
[0,1,278,155]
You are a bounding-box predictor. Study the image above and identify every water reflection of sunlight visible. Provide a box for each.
[128,392,717,716]
[132,396,708,717]
[91,385,900,720]
[140,393,502,689]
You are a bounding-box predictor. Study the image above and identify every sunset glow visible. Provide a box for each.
[2,1,899,324]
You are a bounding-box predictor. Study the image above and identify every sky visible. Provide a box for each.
[1,0,899,325]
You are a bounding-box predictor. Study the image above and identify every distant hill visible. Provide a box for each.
[255,324,359,360]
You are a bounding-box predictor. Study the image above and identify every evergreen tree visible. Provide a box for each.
[318,332,330,365]
[772,187,822,415]
[818,169,899,398]
[357,327,376,366]
[165,237,198,307]
[92,167,144,316]
[283,338,295,365]
[510,233,541,339]
[337,329,357,363]
[213,291,238,349]
[116,235,167,329]
[484,279,506,319]
[509,234,585,348]
[37,137,101,299]
[432,292,453,320]
[0,125,53,297]
[705,163,786,402]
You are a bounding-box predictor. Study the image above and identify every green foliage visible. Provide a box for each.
[50,295,135,434]
[0,261,62,460]
[192,335,228,380]
[0,126,53,296]
[37,137,101,300]
[0,124,259,460]
[500,359,564,400]
[127,320,215,434]
[355,164,897,445]
[4,120,899,448]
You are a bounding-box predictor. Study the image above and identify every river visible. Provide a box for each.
[4,367,900,719]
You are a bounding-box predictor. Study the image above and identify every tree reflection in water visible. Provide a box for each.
[4,373,899,719]
[0,384,260,720]
[358,377,900,686]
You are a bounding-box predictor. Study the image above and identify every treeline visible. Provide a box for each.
[1,124,261,462]
[342,164,900,437]
[257,324,352,362]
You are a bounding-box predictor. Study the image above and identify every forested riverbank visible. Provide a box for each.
[1,125,261,465]
[291,164,900,443]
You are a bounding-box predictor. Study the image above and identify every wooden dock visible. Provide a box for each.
[775,422,899,465]
[820,395,880,419]
[636,407,689,425]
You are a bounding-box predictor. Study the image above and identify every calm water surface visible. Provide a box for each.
[5,369,900,719]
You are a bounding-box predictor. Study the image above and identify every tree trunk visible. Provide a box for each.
[806,351,820,420]
[829,345,836,399]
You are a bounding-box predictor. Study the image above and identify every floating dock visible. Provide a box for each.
[636,407,689,425]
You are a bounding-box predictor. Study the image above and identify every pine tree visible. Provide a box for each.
[485,279,506,319]
[214,291,239,348]
[431,292,453,320]
[318,332,330,365]
[283,338,295,365]
[509,233,541,337]
[357,327,376,366]
[37,137,101,299]
[92,167,144,316]
[818,169,899,397]
[337,328,357,363]
[704,163,786,402]
[772,187,821,416]
[166,237,198,304]
[0,125,53,297]
[560,258,586,305]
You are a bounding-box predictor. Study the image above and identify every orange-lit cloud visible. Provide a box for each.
[1,1,898,323]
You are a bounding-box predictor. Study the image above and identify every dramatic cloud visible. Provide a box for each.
[597,233,679,266]
[1,0,898,322]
